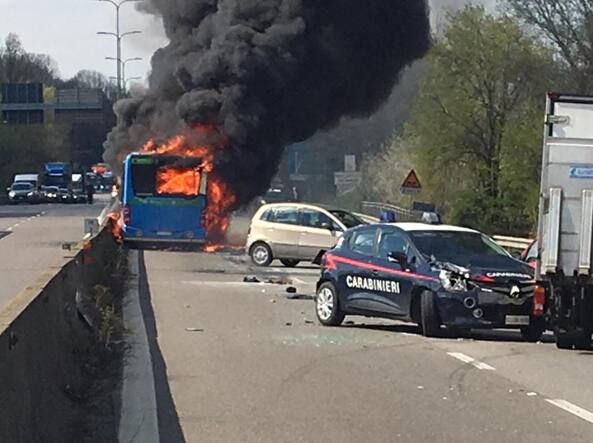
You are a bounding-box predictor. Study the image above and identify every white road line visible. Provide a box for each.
[546,399,593,425]
[447,352,496,371]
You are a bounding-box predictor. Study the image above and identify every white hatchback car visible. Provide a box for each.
[246,203,366,267]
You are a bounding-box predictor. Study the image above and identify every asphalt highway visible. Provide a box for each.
[0,196,108,311]
[124,249,593,443]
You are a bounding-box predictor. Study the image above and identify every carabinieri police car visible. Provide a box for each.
[314,223,547,341]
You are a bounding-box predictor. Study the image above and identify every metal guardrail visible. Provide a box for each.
[360,201,424,222]
[492,235,533,251]
[361,201,533,252]
[84,196,120,239]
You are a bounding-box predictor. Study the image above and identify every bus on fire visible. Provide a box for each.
[120,153,208,247]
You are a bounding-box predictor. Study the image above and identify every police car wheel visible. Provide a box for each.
[316,282,345,326]
[250,242,273,267]
[280,259,300,268]
[420,290,441,337]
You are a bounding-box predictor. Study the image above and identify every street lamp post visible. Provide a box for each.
[95,0,142,98]
[105,56,142,94]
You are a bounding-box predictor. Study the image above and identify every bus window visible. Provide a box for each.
[131,162,157,197]
[130,159,201,198]
[156,167,200,197]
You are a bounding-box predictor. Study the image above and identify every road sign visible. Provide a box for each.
[334,171,362,195]
[401,170,422,194]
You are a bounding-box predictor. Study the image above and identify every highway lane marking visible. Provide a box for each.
[447,352,496,371]
[4,211,46,231]
[546,399,593,425]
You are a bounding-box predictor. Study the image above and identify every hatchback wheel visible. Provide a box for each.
[315,282,345,326]
[250,242,273,267]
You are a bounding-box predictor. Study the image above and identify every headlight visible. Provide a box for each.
[8,191,15,198]
[439,270,469,292]
[27,192,34,197]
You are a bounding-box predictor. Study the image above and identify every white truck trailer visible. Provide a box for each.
[537,93,593,349]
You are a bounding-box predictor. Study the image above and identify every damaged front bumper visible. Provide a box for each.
[436,288,535,329]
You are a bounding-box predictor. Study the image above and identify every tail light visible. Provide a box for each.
[533,285,545,317]
[122,205,131,226]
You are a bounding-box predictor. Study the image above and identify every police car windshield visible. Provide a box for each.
[329,210,365,229]
[410,230,510,263]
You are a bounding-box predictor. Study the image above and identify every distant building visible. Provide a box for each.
[0,83,116,168]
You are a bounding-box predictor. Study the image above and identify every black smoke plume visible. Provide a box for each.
[104,0,431,206]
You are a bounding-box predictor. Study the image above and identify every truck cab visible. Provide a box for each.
[537,93,593,349]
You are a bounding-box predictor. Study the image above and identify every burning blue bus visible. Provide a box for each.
[120,153,208,247]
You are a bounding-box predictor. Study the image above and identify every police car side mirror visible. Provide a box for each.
[388,252,408,267]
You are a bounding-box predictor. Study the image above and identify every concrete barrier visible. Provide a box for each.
[0,228,119,443]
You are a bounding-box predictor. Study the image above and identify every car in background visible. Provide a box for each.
[41,186,60,203]
[7,182,41,204]
[59,188,73,204]
[314,222,546,342]
[13,174,39,189]
[260,187,288,205]
[246,203,366,267]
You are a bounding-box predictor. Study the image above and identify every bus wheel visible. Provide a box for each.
[250,242,273,267]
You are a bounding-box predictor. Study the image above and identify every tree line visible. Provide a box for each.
[359,0,592,236]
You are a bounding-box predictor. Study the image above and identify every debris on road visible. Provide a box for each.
[243,276,261,283]
[286,286,297,294]
[266,276,293,285]
[186,327,204,333]
[285,322,292,326]
[287,293,314,300]
[304,319,315,325]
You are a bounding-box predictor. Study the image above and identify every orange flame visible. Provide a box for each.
[108,212,123,244]
[156,167,200,196]
[140,125,236,245]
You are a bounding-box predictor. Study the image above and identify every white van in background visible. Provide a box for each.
[13,174,39,188]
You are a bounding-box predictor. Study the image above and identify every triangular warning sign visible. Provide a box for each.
[401,169,422,190]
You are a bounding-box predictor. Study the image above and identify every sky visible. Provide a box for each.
[0,0,497,83]
[0,0,168,81]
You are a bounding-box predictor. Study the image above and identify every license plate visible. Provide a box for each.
[157,231,172,236]
[505,315,530,326]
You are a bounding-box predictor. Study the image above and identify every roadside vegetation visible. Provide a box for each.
[73,244,129,443]
[359,1,592,236]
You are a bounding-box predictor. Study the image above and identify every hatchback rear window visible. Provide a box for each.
[262,207,298,225]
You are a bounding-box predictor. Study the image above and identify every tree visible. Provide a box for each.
[506,0,593,92]
[393,6,555,234]
[0,124,69,191]
[61,70,118,99]
[0,33,59,84]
